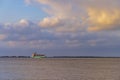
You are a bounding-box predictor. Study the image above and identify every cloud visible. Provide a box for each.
[39,17,62,28]
[64,39,81,47]
[24,0,120,52]
[87,39,106,46]
[0,19,59,49]
[18,19,30,27]
[25,0,85,33]
[1,18,120,55]
[87,8,120,31]
[1,0,120,55]
[26,0,120,32]
[6,40,54,49]
[0,34,7,40]
[25,0,31,4]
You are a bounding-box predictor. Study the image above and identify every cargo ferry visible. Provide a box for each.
[32,52,46,59]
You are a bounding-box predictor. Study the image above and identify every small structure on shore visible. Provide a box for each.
[32,52,46,59]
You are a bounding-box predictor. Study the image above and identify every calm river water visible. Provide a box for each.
[0,58,120,80]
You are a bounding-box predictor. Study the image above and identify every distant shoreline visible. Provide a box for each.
[50,56,120,58]
[0,56,30,58]
[0,56,120,58]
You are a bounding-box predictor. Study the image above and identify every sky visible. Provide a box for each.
[0,0,120,56]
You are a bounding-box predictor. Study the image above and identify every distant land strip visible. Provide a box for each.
[50,56,120,58]
[0,56,120,58]
[0,56,30,58]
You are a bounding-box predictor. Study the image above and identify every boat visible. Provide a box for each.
[32,52,46,59]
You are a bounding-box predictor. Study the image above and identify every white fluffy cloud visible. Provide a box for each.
[26,0,120,32]
[19,19,30,27]
[39,17,62,28]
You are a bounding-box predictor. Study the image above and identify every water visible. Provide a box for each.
[0,58,120,80]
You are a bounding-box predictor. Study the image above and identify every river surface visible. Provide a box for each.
[0,58,120,80]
